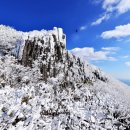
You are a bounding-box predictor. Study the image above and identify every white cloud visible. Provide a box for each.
[115,0,130,14]
[69,47,118,61]
[101,47,119,51]
[92,0,130,25]
[102,0,120,12]
[125,62,130,66]
[103,0,130,14]
[101,23,130,39]
[91,13,111,26]
[80,25,87,31]
[103,0,119,8]
[122,55,129,58]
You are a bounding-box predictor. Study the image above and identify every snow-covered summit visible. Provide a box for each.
[0,25,22,56]
[0,25,66,57]
[0,25,130,130]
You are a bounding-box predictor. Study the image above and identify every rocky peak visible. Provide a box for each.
[11,27,108,84]
[16,27,66,62]
[14,27,68,82]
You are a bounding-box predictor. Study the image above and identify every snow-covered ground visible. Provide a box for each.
[0,25,130,130]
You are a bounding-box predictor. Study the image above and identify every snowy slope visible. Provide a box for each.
[0,25,130,130]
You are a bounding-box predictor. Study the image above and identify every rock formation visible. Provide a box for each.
[0,25,130,130]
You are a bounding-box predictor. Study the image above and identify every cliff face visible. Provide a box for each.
[15,27,107,84]
[14,27,93,85]
[19,28,66,82]
[19,28,66,66]
[0,25,130,130]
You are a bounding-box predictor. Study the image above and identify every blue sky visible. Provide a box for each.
[0,0,130,80]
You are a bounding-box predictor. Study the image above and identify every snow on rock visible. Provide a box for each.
[0,25,23,55]
[0,25,130,130]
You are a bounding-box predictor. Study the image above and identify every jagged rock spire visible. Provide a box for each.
[14,27,67,82]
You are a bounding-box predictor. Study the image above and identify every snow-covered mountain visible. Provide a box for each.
[0,25,130,130]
